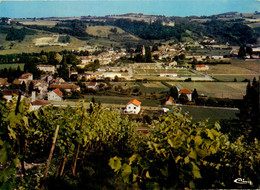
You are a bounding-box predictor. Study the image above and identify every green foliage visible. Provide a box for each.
[58,35,70,43]
[23,20,88,38]
[236,79,259,141]
[84,59,100,72]
[0,26,35,42]
[0,97,259,189]
[110,109,260,189]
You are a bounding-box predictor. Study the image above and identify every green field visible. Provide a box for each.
[83,95,161,107]
[19,20,59,27]
[180,106,239,124]
[61,97,239,123]
[0,63,25,70]
[166,81,247,99]
[201,60,260,82]
[109,81,248,99]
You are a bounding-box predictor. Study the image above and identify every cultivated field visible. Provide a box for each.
[165,82,247,99]
[86,25,140,43]
[180,106,239,123]
[133,68,201,80]
[19,21,59,27]
[86,26,125,37]
[0,32,86,54]
[201,59,260,81]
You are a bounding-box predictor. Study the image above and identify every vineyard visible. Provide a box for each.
[0,99,259,189]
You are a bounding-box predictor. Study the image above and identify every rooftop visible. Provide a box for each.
[179,88,192,94]
[127,99,141,106]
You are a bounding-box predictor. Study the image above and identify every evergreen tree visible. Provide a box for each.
[145,47,152,62]
[246,46,253,55]
[57,55,69,81]
[169,86,179,100]
[238,46,246,58]
[237,79,260,141]
[28,81,34,95]
[192,88,198,101]
[21,81,26,92]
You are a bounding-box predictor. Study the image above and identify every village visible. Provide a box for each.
[0,40,259,119]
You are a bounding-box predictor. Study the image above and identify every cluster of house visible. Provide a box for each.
[76,48,127,67]
[1,73,80,111]
[230,47,260,59]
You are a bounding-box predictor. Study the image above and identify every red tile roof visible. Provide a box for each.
[53,89,63,98]
[37,65,55,68]
[31,100,50,106]
[195,64,207,68]
[49,83,80,90]
[179,88,192,94]
[87,82,97,87]
[127,99,141,106]
[0,78,8,85]
[19,73,33,79]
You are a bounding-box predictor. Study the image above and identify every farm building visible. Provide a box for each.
[179,88,192,101]
[159,73,178,78]
[195,65,209,71]
[125,99,141,114]
[102,72,122,79]
[48,89,63,101]
[164,96,174,106]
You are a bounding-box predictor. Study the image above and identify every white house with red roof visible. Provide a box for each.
[195,64,209,71]
[48,89,63,101]
[179,88,192,101]
[125,99,141,114]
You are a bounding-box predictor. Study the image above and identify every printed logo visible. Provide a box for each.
[234,178,252,185]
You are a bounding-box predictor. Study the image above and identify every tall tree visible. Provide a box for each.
[21,81,26,92]
[192,88,198,101]
[145,47,152,62]
[28,81,34,95]
[169,86,179,100]
[237,79,260,141]
[238,46,246,58]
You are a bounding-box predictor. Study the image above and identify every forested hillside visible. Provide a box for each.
[107,19,259,45]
